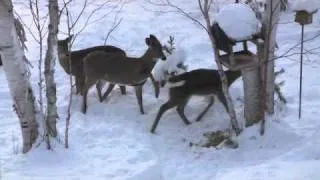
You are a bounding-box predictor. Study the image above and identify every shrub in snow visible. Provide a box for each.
[215,3,261,41]
[292,0,320,13]
[152,48,188,84]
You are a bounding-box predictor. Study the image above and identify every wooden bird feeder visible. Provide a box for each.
[211,22,263,126]
[293,9,317,118]
[295,10,316,25]
[211,23,259,71]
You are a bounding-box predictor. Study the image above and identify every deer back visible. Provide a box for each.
[167,69,241,96]
[57,35,125,77]
[83,34,166,86]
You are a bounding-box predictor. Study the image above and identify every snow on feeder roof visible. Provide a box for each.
[215,3,261,41]
[292,0,320,13]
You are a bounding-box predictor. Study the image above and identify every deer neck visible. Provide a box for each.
[139,48,158,71]
[57,45,72,73]
[58,45,69,61]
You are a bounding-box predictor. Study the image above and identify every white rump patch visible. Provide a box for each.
[166,80,186,88]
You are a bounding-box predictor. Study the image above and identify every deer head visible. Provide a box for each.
[145,34,166,61]
[57,35,73,55]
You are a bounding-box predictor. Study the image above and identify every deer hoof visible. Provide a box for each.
[82,107,87,114]
[150,129,156,134]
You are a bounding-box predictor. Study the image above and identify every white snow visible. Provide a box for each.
[215,3,261,41]
[1,0,320,179]
[292,0,320,13]
[152,48,187,82]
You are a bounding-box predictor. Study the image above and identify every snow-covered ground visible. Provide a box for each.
[1,0,320,179]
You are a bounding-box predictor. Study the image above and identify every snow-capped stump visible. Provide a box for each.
[293,0,319,25]
[211,3,261,71]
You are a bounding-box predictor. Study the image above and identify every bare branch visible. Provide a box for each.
[69,0,88,30]
[104,18,122,45]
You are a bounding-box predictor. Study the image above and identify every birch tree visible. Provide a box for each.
[43,0,59,148]
[263,0,281,114]
[0,0,38,153]
[260,0,281,134]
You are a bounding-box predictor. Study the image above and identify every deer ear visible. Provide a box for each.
[145,37,150,45]
[149,34,156,40]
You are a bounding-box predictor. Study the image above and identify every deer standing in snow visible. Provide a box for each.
[57,35,127,100]
[82,34,166,114]
[150,69,241,133]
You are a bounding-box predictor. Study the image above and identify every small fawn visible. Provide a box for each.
[82,34,166,114]
[150,69,241,133]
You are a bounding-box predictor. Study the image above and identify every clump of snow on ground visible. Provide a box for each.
[292,0,320,13]
[215,3,261,41]
[152,48,187,82]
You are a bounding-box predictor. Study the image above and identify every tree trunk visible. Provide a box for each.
[260,0,281,135]
[262,0,281,115]
[243,66,262,127]
[198,1,241,135]
[44,0,59,138]
[0,0,38,153]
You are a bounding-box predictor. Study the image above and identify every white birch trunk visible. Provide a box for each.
[0,0,38,153]
[44,0,59,137]
[262,0,281,114]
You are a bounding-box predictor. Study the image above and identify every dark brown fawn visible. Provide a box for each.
[57,35,127,101]
[82,34,166,114]
[150,69,242,133]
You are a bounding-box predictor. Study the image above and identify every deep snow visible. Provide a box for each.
[1,0,320,179]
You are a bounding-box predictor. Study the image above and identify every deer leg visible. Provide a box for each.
[150,100,179,133]
[82,79,98,114]
[149,74,160,98]
[196,96,215,122]
[119,85,126,95]
[217,91,229,113]
[101,83,115,102]
[82,88,88,114]
[134,85,144,114]
[176,100,191,125]
[160,80,166,87]
[75,76,81,94]
[96,80,103,102]
[78,75,86,96]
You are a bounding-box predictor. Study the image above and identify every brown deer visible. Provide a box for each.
[58,35,160,100]
[82,34,166,114]
[57,35,127,101]
[150,69,241,133]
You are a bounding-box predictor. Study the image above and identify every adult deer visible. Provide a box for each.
[58,35,160,100]
[57,35,127,101]
[82,34,166,114]
[150,69,241,133]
